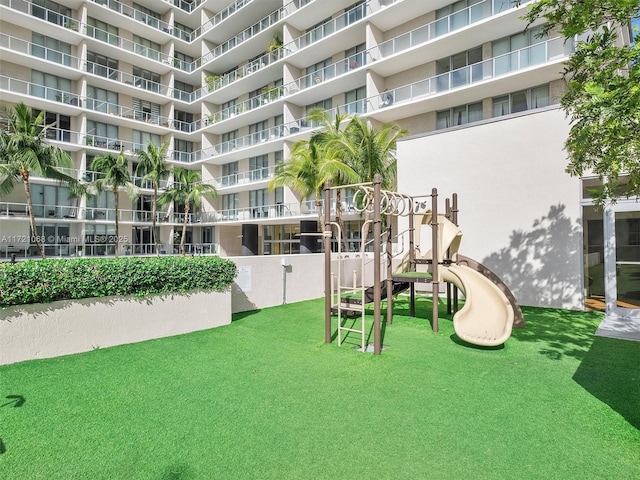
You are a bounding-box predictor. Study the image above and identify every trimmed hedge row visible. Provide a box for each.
[0,256,237,307]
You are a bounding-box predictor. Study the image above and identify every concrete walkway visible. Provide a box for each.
[596,314,640,342]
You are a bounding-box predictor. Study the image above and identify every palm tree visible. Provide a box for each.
[91,151,136,258]
[333,116,407,244]
[135,141,170,256]
[270,108,357,246]
[158,168,216,256]
[339,116,407,189]
[0,102,77,259]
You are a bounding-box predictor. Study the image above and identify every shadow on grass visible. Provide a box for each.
[510,306,603,361]
[159,464,194,480]
[573,336,640,430]
[231,309,263,323]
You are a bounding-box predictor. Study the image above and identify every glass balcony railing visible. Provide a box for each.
[83,24,172,65]
[286,51,366,95]
[377,0,531,59]
[0,33,81,68]
[215,166,277,188]
[286,1,367,54]
[192,0,254,40]
[374,36,571,109]
[89,0,174,35]
[0,75,82,107]
[199,7,286,67]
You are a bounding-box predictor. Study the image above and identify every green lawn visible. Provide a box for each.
[1,297,639,479]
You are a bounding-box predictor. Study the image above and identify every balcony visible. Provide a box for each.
[88,0,174,39]
[368,36,572,122]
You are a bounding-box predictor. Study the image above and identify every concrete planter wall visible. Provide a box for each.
[0,290,231,366]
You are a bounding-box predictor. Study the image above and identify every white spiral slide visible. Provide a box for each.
[440,263,514,347]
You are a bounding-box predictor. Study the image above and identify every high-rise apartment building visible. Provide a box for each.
[0,0,571,259]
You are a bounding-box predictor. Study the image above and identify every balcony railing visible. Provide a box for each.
[84,61,170,96]
[0,75,82,108]
[214,165,277,188]
[373,37,572,111]
[285,51,366,95]
[0,0,80,31]
[83,24,172,65]
[89,0,174,36]
[0,33,82,68]
[285,1,367,54]
[192,0,254,40]
[199,7,286,68]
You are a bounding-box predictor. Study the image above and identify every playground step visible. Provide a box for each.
[391,274,433,284]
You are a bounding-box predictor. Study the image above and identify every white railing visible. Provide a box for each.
[374,37,572,110]
[213,165,277,188]
[89,0,174,36]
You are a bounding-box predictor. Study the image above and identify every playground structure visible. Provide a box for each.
[323,174,525,355]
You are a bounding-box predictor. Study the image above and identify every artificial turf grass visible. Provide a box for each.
[0,298,639,480]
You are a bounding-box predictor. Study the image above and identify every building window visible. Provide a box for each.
[250,120,269,144]
[435,0,484,36]
[306,58,332,86]
[174,51,193,70]
[174,139,194,163]
[222,98,238,120]
[132,67,160,92]
[345,86,366,114]
[492,85,549,117]
[221,130,238,153]
[31,71,72,102]
[222,162,238,186]
[132,130,161,152]
[436,46,483,91]
[249,189,269,218]
[174,80,194,101]
[87,121,120,150]
[32,34,71,66]
[221,193,238,220]
[34,110,71,142]
[86,86,118,113]
[87,17,118,45]
[86,51,118,79]
[32,0,71,27]
[249,155,269,181]
[345,43,366,70]
[133,2,161,28]
[133,98,161,124]
[133,35,161,62]
[493,25,546,74]
[436,102,483,129]
[346,1,365,24]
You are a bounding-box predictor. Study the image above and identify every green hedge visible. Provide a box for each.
[0,256,237,307]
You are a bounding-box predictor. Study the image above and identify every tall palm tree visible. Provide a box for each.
[135,141,170,256]
[339,116,407,189]
[91,151,136,258]
[0,102,77,259]
[333,116,407,244]
[158,168,216,256]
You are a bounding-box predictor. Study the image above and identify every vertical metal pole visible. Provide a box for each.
[445,198,452,315]
[373,174,382,355]
[324,181,332,344]
[409,202,415,317]
[431,188,439,333]
[452,193,459,313]
[386,222,393,325]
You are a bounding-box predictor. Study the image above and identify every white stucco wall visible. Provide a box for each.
[397,107,584,309]
[0,290,231,365]
[231,254,326,312]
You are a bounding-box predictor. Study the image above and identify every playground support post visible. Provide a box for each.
[386,222,393,325]
[452,193,459,313]
[446,197,452,315]
[324,181,332,344]
[373,174,382,355]
[431,188,439,332]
